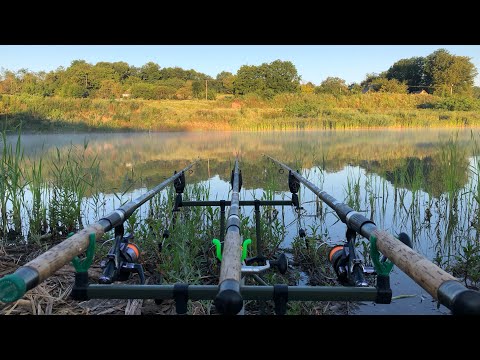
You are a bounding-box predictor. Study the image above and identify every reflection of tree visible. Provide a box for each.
[13,129,474,196]
[380,155,469,197]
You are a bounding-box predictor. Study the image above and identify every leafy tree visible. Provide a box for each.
[159,78,185,90]
[65,60,92,85]
[385,57,430,92]
[19,71,42,95]
[301,82,315,94]
[96,79,123,99]
[156,85,177,99]
[5,51,476,102]
[262,60,300,93]
[233,60,300,96]
[131,83,158,99]
[0,69,22,94]
[360,74,407,94]
[60,60,93,96]
[43,69,63,96]
[58,83,88,98]
[223,76,236,94]
[216,71,236,94]
[93,62,118,80]
[376,78,408,93]
[234,65,266,95]
[362,77,407,93]
[139,62,162,82]
[160,67,210,82]
[314,77,348,95]
[473,86,480,99]
[124,75,142,88]
[425,49,478,96]
[32,71,52,96]
[176,81,193,99]
[111,62,133,82]
[349,83,362,94]
[192,80,204,98]
[199,89,217,100]
[360,73,382,88]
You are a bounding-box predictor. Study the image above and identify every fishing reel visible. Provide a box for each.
[328,231,412,287]
[328,228,370,287]
[99,227,145,284]
[328,244,363,286]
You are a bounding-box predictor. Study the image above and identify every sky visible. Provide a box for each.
[1,45,480,86]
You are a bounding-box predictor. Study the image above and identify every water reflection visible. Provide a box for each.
[3,128,480,314]
[11,129,476,192]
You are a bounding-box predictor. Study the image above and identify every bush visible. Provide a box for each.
[156,85,177,99]
[241,93,269,108]
[432,96,480,111]
[131,83,158,100]
[283,100,320,118]
[196,89,217,100]
[59,83,88,98]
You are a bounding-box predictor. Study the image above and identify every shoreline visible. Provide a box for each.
[7,125,480,135]
[2,94,480,134]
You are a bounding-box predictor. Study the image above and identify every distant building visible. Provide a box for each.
[362,85,375,94]
[410,89,429,95]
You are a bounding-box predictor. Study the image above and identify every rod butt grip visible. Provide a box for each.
[214,279,243,315]
[438,280,480,315]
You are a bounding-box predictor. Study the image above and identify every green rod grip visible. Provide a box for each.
[0,273,26,303]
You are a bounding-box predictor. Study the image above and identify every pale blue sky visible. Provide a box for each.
[1,45,479,86]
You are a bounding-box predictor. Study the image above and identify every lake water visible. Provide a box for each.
[6,128,480,315]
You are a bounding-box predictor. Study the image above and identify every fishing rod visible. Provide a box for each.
[0,157,400,315]
[0,156,310,315]
[0,160,198,303]
[72,157,298,315]
[264,154,480,315]
[213,157,244,315]
[5,155,460,315]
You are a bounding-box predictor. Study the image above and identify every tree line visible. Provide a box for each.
[0,48,478,100]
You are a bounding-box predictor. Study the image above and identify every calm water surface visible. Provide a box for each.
[10,129,480,315]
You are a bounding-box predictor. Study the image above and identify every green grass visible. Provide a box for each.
[2,93,480,132]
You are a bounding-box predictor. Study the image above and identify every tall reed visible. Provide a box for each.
[26,158,47,239]
[47,140,100,236]
[0,130,26,241]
